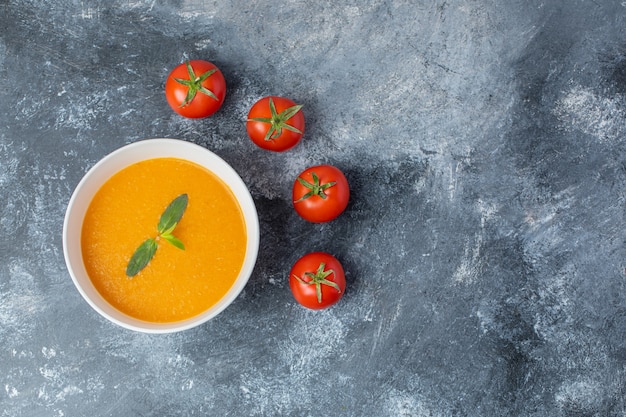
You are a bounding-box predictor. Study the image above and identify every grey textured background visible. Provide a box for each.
[1,1,626,416]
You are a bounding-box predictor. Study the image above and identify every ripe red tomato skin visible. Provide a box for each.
[289,252,346,310]
[165,60,226,118]
[292,165,350,223]
[246,96,305,152]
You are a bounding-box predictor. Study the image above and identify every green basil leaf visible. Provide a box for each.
[126,238,158,277]
[160,222,177,237]
[157,194,188,234]
[161,233,185,250]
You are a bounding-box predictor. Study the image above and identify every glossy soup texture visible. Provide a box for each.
[81,157,247,322]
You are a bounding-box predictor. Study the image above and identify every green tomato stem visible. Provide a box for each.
[174,61,218,107]
[248,97,303,141]
[294,262,341,304]
[294,172,336,203]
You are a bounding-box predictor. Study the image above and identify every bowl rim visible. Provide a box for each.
[62,138,259,333]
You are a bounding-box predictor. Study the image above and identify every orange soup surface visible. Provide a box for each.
[81,157,247,322]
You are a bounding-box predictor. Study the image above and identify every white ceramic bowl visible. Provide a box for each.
[63,138,259,333]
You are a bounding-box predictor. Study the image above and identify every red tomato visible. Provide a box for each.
[292,165,350,223]
[246,96,305,152]
[165,60,226,118]
[289,252,346,310]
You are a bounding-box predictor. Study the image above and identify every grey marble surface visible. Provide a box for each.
[1,1,626,416]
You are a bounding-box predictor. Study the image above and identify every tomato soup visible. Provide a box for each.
[81,157,247,322]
